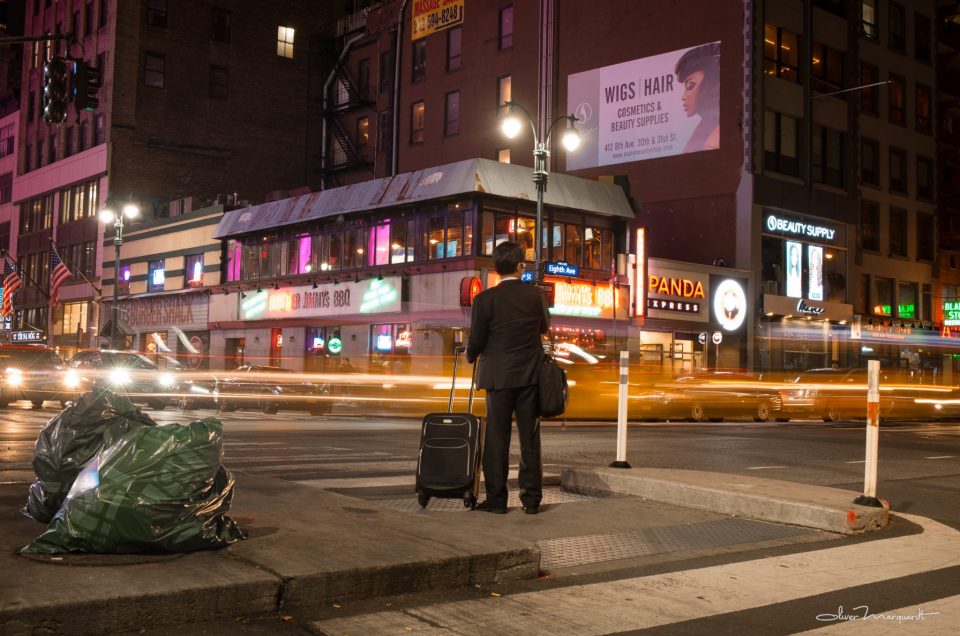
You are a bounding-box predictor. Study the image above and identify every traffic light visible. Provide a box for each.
[72,61,102,111]
[42,57,69,124]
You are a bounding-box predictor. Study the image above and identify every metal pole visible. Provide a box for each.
[854,359,884,507]
[610,350,631,468]
[111,217,122,350]
[533,142,547,282]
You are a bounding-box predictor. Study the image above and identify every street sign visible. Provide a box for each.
[698,332,707,345]
[711,331,723,345]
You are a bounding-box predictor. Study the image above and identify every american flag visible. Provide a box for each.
[49,248,72,306]
[1,260,21,317]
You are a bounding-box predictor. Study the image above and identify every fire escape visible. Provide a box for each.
[320,49,375,189]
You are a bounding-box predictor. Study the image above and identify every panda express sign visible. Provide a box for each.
[645,260,709,322]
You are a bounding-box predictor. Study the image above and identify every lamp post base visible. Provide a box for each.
[608,460,632,469]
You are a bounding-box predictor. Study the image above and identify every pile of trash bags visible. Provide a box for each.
[21,390,245,554]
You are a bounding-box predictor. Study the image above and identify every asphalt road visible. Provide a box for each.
[3,402,958,634]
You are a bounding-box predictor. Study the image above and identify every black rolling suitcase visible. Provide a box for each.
[415,346,484,509]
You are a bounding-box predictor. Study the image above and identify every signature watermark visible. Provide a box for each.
[817,605,942,624]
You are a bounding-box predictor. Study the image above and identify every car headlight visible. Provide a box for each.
[5,368,22,387]
[64,370,81,390]
[109,368,131,386]
[158,373,175,388]
[189,384,210,394]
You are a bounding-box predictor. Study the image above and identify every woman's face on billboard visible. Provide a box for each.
[681,70,705,116]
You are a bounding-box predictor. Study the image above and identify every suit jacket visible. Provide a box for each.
[466,279,550,390]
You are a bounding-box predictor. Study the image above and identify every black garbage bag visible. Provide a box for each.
[22,417,246,554]
[24,390,157,523]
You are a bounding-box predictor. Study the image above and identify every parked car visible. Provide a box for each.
[213,365,332,415]
[653,372,785,422]
[0,345,74,408]
[69,350,179,410]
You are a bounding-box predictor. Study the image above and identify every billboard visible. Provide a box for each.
[412,0,464,40]
[567,41,720,170]
[785,241,802,299]
[808,245,824,301]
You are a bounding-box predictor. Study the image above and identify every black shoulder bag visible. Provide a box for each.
[538,329,568,418]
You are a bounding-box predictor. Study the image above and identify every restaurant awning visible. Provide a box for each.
[213,157,635,239]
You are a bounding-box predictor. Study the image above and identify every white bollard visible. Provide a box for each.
[855,360,883,506]
[609,350,632,469]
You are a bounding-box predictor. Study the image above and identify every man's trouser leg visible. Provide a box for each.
[483,388,515,507]
[514,384,542,509]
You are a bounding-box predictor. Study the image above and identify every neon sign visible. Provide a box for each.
[635,227,646,317]
[945,300,960,326]
[240,290,269,319]
[550,279,617,318]
[647,275,705,299]
[328,337,343,354]
[360,279,400,313]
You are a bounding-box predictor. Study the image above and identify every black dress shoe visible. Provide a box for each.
[475,500,508,514]
[522,506,540,515]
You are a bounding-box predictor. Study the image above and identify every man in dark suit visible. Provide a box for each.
[467,241,550,514]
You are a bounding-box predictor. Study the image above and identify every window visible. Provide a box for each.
[915,84,931,133]
[0,172,12,204]
[410,101,425,144]
[277,26,294,58]
[497,75,512,116]
[117,263,130,294]
[46,133,56,165]
[812,126,844,188]
[861,138,879,186]
[861,200,880,252]
[499,5,513,50]
[358,58,370,98]
[917,156,934,200]
[444,91,460,136]
[19,194,54,234]
[370,323,411,356]
[888,73,905,124]
[763,111,799,176]
[84,1,93,37]
[98,0,107,28]
[144,51,165,88]
[94,114,105,145]
[898,282,917,318]
[356,116,369,151]
[873,277,893,315]
[889,207,908,257]
[59,241,95,281]
[447,26,461,71]
[497,148,511,163]
[212,8,231,43]
[53,302,88,337]
[811,42,843,92]
[763,24,799,82]
[58,180,99,224]
[148,260,165,292]
[888,2,905,52]
[914,13,932,62]
[861,0,877,39]
[583,226,613,270]
[146,0,167,27]
[0,125,14,157]
[412,39,426,82]
[889,147,907,194]
[209,66,228,100]
[184,254,204,288]
[917,214,934,262]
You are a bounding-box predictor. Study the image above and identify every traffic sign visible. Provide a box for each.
[711,331,723,345]
[698,332,707,345]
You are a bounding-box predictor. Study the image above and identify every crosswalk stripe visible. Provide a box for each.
[311,513,960,635]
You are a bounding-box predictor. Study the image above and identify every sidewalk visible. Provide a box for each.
[0,467,891,636]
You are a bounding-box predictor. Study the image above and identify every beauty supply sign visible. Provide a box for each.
[567,41,721,169]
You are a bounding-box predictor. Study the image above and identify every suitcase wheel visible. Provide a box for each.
[417,489,430,508]
[463,492,476,509]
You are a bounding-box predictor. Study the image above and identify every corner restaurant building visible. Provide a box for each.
[209,159,634,371]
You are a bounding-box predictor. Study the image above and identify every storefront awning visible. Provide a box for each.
[99,317,133,339]
[213,158,635,239]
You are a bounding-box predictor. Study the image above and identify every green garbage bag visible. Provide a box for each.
[24,390,157,523]
[22,417,245,554]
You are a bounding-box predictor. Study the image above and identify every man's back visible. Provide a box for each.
[467,280,548,390]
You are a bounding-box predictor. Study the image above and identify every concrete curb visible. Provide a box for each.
[561,467,889,535]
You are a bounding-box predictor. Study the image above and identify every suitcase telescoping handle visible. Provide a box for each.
[449,346,478,414]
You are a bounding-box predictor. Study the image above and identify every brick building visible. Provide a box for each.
[8,0,339,350]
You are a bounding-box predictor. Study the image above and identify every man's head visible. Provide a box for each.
[493,241,526,276]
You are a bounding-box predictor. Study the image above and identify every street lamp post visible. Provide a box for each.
[99,203,139,349]
[500,101,580,282]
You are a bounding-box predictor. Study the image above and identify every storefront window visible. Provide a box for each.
[390,218,415,263]
[148,259,165,292]
[516,216,535,261]
[564,223,582,266]
[584,227,602,269]
[325,232,342,270]
[369,220,391,266]
[898,282,917,319]
[343,227,363,269]
[446,211,464,258]
[53,301,88,336]
[481,206,515,255]
[226,240,242,281]
[370,323,412,373]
